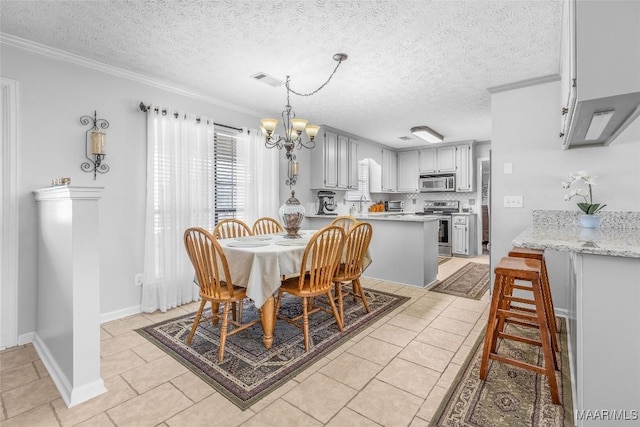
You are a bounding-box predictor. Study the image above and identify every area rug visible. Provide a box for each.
[429,262,489,300]
[430,319,573,426]
[438,256,452,265]
[137,289,409,410]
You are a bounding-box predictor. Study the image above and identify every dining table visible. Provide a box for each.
[217,230,316,349]
[217,229,372,349]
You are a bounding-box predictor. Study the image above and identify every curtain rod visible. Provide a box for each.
[138,102,243,133]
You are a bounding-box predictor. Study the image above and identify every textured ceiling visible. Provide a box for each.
[0,0,562,148]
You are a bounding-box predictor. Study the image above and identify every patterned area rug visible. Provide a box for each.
[438,256,452,265]
[429,262,489,300]
[137,289,409,410]
[431,319,573,426]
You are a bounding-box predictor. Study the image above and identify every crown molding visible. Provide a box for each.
[0,33,263,118]
[487,74,560,94]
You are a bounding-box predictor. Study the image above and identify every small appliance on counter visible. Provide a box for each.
[316,190,338,215]
[387,200,404,212]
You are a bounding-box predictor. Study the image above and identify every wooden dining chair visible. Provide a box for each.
[252,217,284,235]
[333,221,373,323]
[330,215,358,232]
[274,225,346,352]
[213,218,252,239]
[183,227,261,362]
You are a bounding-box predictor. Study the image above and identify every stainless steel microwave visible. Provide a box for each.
[419,174,456,192]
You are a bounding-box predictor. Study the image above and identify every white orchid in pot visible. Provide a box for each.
[561,171,606,228]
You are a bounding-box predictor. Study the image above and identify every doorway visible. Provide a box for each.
[476,156,490,255]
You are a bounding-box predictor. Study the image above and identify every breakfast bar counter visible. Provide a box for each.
[511,210,640,426]
[306,214,439,287]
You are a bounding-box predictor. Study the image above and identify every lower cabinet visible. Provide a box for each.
[451,214,477,256]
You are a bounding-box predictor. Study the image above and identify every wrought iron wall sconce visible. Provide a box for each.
[80,110,109,180]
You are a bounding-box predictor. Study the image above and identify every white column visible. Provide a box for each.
[33,186,106,407]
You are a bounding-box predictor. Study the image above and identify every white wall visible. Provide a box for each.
[1,45,263,335]
[490,79,640,311]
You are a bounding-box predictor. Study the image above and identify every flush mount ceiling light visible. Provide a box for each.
[584,110,615,141]
[411,126,444,143]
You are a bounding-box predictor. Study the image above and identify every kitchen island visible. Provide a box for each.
[512,210,640,426]
[306,213,440,288]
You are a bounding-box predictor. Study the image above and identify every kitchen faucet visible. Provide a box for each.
[358,195,367,213]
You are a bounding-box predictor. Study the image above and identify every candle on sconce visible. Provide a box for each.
[91,130,106,155]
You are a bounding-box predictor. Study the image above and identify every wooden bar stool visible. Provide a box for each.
[479,256,560,404]
[508,247,560,353]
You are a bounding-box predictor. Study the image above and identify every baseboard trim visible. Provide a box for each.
[100,305,141,324]
[18,332,35,345]
[32,334,106,408]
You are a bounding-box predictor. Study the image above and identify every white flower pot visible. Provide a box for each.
[579,214,601,229]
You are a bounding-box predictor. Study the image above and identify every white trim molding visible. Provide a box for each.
[1,77,19,350]
[32,333,106,408]
[99,305,142,324]
[0,33,263,118]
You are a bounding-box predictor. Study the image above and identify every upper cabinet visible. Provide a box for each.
[560,0,640,149]
[418,147,456,174]
[455,143,474,192]
[397,151,419,192]
[381,148,397,192]
[310,129,358,190]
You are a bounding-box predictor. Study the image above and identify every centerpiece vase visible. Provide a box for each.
[579,214,601,229]
[279,190,304,239]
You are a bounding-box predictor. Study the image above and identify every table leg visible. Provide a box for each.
[260,295,275,349]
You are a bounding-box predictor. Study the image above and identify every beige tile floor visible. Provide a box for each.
[1,255,490,427]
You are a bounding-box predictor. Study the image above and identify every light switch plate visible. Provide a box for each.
[504,162,513,174]
[504,196,523,208]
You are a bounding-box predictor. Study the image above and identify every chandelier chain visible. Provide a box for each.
[286,58,345,97]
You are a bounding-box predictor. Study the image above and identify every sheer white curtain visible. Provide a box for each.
[141,106,215,313]
[237,127,280,225]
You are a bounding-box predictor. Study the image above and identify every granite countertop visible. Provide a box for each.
[512,226,640,258]
[306,213,439,223]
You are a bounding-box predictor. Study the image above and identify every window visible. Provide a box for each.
[214,130,244,223]
[345,159,372,202]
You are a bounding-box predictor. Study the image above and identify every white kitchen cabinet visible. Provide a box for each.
[381,148,397,192]
[348,138,359,189]
[451,214,476,256]
[397,150,419,192]
[310,129,357,190]
[337,134,349,189]
[455,143,474,192]
[418,146,456,174]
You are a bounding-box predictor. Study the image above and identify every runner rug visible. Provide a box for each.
[429,262,489,300]
[137,289,409,410]
[431,319,573,426]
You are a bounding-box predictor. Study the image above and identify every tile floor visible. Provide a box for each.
[1,255,490,427]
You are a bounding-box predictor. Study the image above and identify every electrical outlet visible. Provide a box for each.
[134,273,143,287]
[504,196,523,208]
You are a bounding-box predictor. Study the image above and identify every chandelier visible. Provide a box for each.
[260,53,348,187]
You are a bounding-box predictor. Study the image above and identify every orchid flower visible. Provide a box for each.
[561,171,606,215]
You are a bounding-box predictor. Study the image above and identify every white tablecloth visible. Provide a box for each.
[218,231,312,307]
[217,230,373,307]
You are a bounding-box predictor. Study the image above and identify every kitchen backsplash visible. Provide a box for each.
[319,191,479,216]
[532,210,640,229]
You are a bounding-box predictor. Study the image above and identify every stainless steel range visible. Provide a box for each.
[417,200,460,256]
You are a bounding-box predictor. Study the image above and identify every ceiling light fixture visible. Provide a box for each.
[411,126,444,143]
[584,110,614,141]
[261,53,348,239]
[260,53,348,187]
